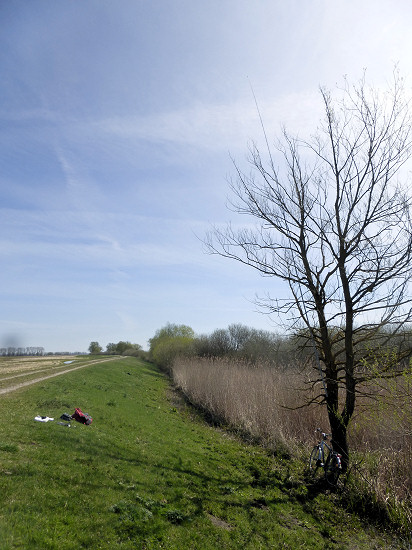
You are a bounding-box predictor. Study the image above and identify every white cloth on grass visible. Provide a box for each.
[34,416,54,422]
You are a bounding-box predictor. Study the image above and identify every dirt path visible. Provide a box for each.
[0,356,123,395]
[0,366,67,382]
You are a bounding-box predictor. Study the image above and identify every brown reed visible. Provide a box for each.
[172,355,411,531]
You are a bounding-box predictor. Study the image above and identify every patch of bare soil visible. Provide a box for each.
[206,513,233,531]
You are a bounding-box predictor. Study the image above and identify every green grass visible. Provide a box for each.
[0,357,408,549]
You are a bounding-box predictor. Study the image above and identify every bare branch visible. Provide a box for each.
[204,71,412,467]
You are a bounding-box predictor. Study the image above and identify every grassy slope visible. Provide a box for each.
[0,358,406,549]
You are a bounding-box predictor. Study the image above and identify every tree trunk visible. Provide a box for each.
[328,406,349,472]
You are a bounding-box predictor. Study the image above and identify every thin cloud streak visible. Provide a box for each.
[93,91,322,152]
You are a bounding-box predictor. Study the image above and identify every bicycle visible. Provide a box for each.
[308,428,342,485]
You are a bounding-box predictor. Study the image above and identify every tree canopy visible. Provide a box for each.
[148,323,195,371]
[88,341,103,354]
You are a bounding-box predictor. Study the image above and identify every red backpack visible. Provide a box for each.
[72,408,93,425]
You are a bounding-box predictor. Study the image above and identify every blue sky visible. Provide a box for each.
[1,1,412,352]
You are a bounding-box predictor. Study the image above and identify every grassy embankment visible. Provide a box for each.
[0,356,408,549]
[172,356,412,537]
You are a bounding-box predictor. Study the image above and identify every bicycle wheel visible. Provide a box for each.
[324,450,341,486]
[308,446,322,477]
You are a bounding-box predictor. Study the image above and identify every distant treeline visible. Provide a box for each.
[0,347,45,356]
[148,322,412,372]
[88,340,147,359]
[148,323,297,371]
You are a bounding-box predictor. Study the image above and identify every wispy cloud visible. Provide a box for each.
[92,91,321,153]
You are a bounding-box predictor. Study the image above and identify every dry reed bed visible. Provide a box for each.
[172,356,411,529]
[173,356,327,448]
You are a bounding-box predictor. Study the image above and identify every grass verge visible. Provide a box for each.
[0,357,408,549]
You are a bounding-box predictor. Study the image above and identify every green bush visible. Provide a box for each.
[149,323,195,371]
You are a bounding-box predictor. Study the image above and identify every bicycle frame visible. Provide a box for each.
[309,428,342,485]
[314,432,332,466]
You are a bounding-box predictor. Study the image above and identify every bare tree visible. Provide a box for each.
[206,72,412,469]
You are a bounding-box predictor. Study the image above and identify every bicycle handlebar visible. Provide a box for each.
[315,427,331,439]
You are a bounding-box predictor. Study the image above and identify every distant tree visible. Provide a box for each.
[194,326,247,358]
[106,341,142,355]
[106,343,117,354]
[227,324,252,352]
[208,328,232,356]
[88,341,102,354]
[194,324,288,364]
[115,341,133,354]
[241,329,286,364]
[206,71,412,470]
[149,323,195,371]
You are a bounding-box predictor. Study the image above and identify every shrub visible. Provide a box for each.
[149,323,195,372]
